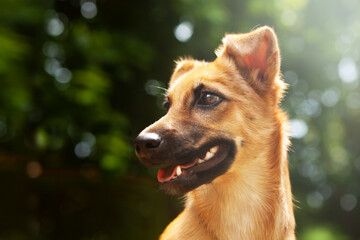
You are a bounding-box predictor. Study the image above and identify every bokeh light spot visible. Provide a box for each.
[174,21,194,42]
[321,88,340,107]
[74,132,96,158]
[101,154,120,170]
[307,191,324,209]
[47,17,64,37]
[26,161,43,179]
[284,70,298,86]
[338,57,358,83]
[298,162,313,178]
[44,58,61,76]
[55,68,72,84]
[290,119,308,139]
[43,42,61,58]
[82,132,96,146]
[299,98,321,116]
[340,194,357,211]
[330,145,348,166]
[81,2,98,19]
[319,184,333,200]
[74,142,92,158]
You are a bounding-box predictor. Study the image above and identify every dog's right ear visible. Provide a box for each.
[216,26,283,101]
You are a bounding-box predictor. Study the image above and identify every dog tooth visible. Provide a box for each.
[204,151,214,161]
[198,159,205,164]
[199,152,206,159]
[209,146,219,154]
[176,166,182,176]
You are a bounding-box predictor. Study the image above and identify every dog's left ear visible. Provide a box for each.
[216,26,284,101]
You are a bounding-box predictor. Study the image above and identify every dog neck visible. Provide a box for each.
[182,113,295,240]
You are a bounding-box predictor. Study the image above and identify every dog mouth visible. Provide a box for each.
[157,143,230,183]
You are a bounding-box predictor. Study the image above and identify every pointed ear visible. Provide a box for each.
[216,26,282,98]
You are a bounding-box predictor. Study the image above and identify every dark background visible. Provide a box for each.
[0,0,360,239]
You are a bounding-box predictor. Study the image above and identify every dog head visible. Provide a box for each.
[134,26,286,195]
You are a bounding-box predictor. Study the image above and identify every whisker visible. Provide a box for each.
[153,86,168,92]
[145,84,168,97]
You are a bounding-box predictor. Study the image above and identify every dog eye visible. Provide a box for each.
[162,97,170,110]
[198,93,222,107]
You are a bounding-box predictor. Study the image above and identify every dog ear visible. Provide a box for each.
[216,26,283,99]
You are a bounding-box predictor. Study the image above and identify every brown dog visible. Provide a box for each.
[134,26,296,240]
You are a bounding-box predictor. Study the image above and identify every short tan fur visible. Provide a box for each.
[135,26,296,240]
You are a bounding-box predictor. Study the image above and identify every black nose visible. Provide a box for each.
[134,132,162,157]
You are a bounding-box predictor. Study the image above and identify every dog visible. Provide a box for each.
[134,26,296,240]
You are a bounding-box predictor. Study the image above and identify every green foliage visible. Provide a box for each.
[299,225,350,240]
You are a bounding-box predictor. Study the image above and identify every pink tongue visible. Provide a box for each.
[157,165,177,183]
[157,160,198,183]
